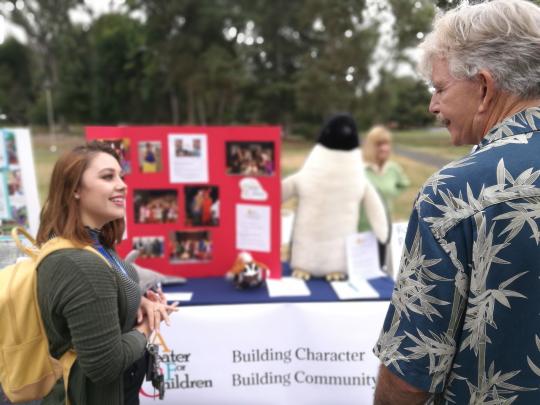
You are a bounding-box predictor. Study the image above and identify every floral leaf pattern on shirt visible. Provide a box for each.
[375,107,540,404]
[527,335,540,378]
[391,226,448,322]
[404,329,456,391]
[465,361,536,404]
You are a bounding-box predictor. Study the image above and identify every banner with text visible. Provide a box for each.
[140,301,390,404]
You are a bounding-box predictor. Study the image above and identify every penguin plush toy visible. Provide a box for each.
[282,114,390,281]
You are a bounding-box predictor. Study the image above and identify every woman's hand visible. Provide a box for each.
[134,317,152,339]
[146,286,180,316]
[137,295,179,331]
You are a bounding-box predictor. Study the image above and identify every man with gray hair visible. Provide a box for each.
[373,0,540,403]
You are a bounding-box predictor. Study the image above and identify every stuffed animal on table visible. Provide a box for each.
[282,113,390,281]
[226,252,269,289]
[125,250,186,291]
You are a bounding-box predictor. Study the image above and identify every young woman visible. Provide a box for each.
[36,141,175,404]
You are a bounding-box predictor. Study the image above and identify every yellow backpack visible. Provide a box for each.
[0,227,108,404]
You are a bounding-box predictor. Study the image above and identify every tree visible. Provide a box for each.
[357,73,433,129]
[86,13,147,124]
[294,0,379,129]
[0,38,36,124]
[390,0,434,52]
[0,0,449,130]
[2,0,86,129]
[126,0,247,124]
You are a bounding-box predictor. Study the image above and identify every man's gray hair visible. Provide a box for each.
[418,0,540,99]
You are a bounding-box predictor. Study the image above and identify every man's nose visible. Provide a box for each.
[429,95,439,115]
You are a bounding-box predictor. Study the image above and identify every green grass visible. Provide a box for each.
[392,154,435,221]
[31,134,84,202]
[393,128,451,147]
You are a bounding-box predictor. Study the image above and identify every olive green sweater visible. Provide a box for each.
[37,249,147,405]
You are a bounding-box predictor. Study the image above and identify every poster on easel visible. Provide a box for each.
[0,128,40,237]
[86,126,281,279]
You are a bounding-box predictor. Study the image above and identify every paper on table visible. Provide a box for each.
[389,221,408,280]
[330,279,380,300]
[266,277,311,297]
[164,292,194,302]
[346,232,386,280]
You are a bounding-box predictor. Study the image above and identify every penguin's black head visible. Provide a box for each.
[317,113,360,151]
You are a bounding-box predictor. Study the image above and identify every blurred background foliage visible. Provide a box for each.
[1,0,535,139]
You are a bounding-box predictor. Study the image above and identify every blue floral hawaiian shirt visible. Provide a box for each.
[374,107,540,404]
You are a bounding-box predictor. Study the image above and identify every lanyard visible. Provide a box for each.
[86,227,129,278]
[94,244,129,278]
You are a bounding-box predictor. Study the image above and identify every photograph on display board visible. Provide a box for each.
[132,236,165,258]
[0,133,7,168]
[226,141,275,176]
[169,230,212,263]
[5,169,28,227]
[8,169,23,198]
[174,137,202,157]
[4,131,18,166]
[168,134,209,183]
[0,172,9,219]
[100,138,131,174]
[184,185,219,227]
[138,141,162,173]
[133,189,178,224]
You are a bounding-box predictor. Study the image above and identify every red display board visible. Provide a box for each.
[86,126,281,279]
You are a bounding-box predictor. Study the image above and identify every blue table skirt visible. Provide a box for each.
[163,262,394,306]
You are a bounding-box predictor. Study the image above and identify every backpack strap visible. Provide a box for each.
[60,350,77,405]
[11,226,39,259]
[37,237,110,268]
[11,227,113,405]
[37,237,112,405]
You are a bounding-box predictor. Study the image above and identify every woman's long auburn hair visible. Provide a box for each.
[36,141,125,248]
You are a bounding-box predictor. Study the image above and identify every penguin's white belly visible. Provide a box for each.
[290,170,364,276]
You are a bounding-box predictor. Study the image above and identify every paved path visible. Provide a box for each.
[394,145,453,168]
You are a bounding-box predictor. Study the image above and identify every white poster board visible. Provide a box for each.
[0,128,40,237]
[140,301,390,405]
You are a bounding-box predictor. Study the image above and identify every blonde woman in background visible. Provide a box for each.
[358,125,409,269]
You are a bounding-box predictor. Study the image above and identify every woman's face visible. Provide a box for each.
[76,152,127,229]
[376,140,391,163]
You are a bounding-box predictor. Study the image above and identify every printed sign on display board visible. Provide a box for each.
[86,126,281,278]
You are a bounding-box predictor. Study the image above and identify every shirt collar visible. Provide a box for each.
[85,226,102,245]
[365,161,389,174]
[476,106,540,151]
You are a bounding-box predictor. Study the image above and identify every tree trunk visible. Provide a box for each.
[187,85,195,124]
[170,89,179,124]
[196,96,207,125]
[217,91,227,124]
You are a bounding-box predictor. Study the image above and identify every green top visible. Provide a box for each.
[358,160,410,231]
[37,248,147,405]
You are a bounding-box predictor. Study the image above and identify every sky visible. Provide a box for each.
[0,0,128,44]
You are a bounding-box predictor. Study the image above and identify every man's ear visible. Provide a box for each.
[477,69,497,113]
